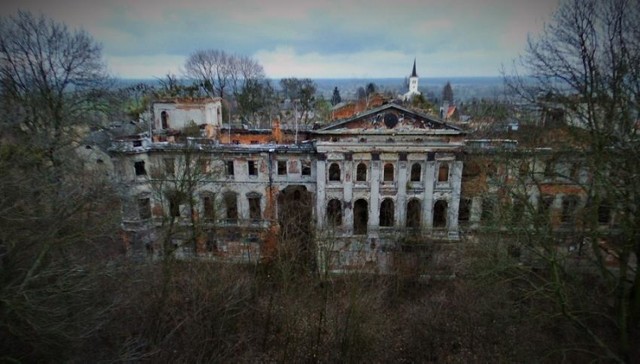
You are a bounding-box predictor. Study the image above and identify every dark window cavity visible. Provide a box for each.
[278,160,287,175]
[406,199,421,228]
[438,163,449,182]
[329,163,341,181]
[410,163,421,182]
[379,198,395,227]
[433,200,448,227]
[353,199,368,235]
[226,160,234,176]
[224,193,238,222]
[383,163,394,181]
[248,194,261,220]
[134,161,146,176]
[301,160,311,176]
[248,161,257,176]
[356,162,367,181]
[138,197,151,220]
[327,199,342,226]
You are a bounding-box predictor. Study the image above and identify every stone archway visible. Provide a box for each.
[433,200,448,228]
[353,199,369,235]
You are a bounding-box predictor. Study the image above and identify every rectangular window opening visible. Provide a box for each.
[248,161,257,176]
[134,161,146,176]
[226,161,234,176]
[249,197,261,220]
[203,196,215,220]
[277,160,287,175]
[301,160,311,176]
[164,158,175,176]
[138,198,151,220]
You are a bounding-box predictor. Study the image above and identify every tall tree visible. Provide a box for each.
[331,86,342,106]
[184,49,231,99]
[0,12,119,361]
[279,78,317,124]
[365,82,377,97]
[229,54,265,98]
[0,11,108,164]
[442,81,454,104]
[236,79,277,125]
[491,0,640,360]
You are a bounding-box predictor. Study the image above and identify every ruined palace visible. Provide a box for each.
[110,93,477,270]
[110,74,597,273]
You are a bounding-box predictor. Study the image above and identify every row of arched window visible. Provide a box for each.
[326,198,449,233]
[328,162,449,183]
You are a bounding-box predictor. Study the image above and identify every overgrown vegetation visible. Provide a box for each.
[4,257,601,363]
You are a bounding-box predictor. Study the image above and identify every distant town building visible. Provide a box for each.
[402,59,421,101]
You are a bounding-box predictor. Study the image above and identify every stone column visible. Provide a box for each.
[369,160,381,230]
[448,160,462,239]
[316,156,326,229]
[343,155,354,235]
[423,160,436,228]
[397,160,408,227]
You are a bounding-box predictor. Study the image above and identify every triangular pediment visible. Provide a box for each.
[315,104,462,135]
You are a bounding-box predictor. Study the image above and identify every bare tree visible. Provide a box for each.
[279,77,317,124]
[492,0,640,360]
[236,79,277,126]
[0,11,108,164]
[184,49,231,99]
[229,54,265,96]
[0,12,119,361]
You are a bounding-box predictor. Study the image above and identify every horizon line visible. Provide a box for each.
[114,75,505,80]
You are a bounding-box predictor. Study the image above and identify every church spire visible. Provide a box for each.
[411,58,418,78]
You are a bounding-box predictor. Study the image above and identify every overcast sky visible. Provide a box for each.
[1,0,560,79]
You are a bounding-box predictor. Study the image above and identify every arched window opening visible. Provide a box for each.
[410,163,421,182]
[353,199,368,235]
[561,195,579,223]
[329,163,341,181]
[202,194,215,220]
[161,111,169,129]
[356,162,367,181]
[433,200,448,227]
[138,197,151,220]
[224,192,238,223]
[379,198,395,227]
[327,199,342,226]
[438,163,449,182]
[168,191,185,218]
[247,193,261,221]
[383,163,394,181]
[406,199,421,228]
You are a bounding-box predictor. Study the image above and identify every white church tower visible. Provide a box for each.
[403,59,421,101]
